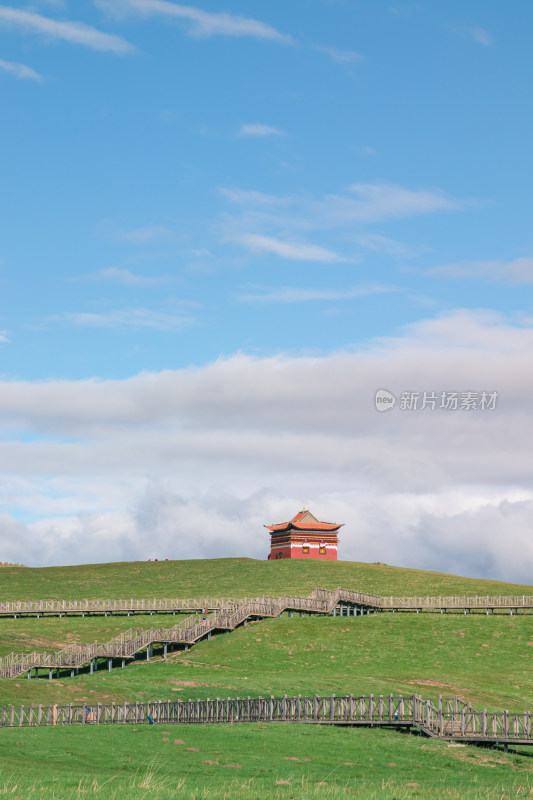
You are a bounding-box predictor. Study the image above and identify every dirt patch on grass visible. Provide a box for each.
[449,749,513,766]
[406,678,470,693]
[165,680,238,689]
[16,634,67,650]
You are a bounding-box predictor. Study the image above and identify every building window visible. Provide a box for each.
[319,546,326,555]
[302,546,309,554]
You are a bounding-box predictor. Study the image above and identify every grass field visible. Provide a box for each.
[0,612,532,711]
[0,722,531,800]
[1,557,532,602]
[0,557,532,798]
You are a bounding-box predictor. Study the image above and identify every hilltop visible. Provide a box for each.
[0,557,531,603]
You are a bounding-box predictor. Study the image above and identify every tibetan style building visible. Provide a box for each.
[265,509,343,560]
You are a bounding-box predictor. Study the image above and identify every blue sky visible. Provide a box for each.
[1,1,533,577]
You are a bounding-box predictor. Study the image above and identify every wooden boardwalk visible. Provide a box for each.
[1,586,533,679]
[1,588,532,618]
[0,692,531,747]
[0,588,378,679]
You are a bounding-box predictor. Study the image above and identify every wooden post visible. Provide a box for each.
[330,694,335,721]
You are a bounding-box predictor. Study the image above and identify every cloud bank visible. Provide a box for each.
[1,310,533,583]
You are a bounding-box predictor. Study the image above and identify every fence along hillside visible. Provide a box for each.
[1,586,533,680]
[1,692,532,747]
[0,588,376,678]
[2,588,533,618]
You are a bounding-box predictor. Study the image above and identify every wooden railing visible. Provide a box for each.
[0,597,235,616]
[0,588,373,678]
[2,590,532,618]
[0,692,531,744]
[2,585,533,679]
[381,594,533,610]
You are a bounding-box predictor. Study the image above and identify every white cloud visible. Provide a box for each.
[239,283,397,303]
[0,57,42,80]
[223,181,462,225]
[220,180,462,262]
[430,257,533,285]
[54,307,196,331]
[389,6,419,18]
[448,24,492,47]
[341,182,461,222]
[233,233,343,262]
[109,224,173,243]
[471,26,491,46]
[239,123,285,138]
[315,45,362,64]
[0,330,9,343]
[0,6,135,53]
[220,188,291,207]
[95,267,171,287]
[354,232,413,256]
[1,309,533,578]
[95,0,293,44]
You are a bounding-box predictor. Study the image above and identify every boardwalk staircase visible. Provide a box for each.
[1,586,533,680]
[0,588,379,679]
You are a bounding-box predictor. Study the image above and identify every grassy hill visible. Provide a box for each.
[0,557,531,799]
[1,557,532,602]
[0,613,531,712]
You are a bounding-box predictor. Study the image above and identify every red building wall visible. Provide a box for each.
[269,542,338,560]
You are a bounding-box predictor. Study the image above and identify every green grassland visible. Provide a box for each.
[0,612,532,711]
[0,557,532,798]
[1,557,532,602]
[0,722,531,800]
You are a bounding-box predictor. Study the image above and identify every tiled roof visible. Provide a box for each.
[265,509,343,533]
